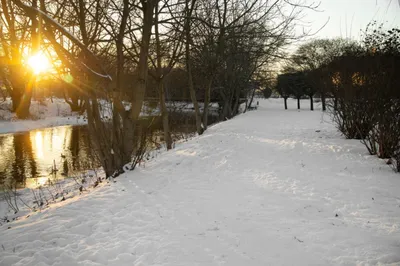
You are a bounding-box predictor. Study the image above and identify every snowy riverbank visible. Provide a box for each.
[0,99,86,134]
[1,98,400,265]
[0,98,219,135]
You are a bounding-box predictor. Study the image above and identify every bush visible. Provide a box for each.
[329,100,374,140]
[317,25,400,172]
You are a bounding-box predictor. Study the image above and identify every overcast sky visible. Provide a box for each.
[297,0,400,41]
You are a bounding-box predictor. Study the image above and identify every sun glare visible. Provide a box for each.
[27,52,50,75]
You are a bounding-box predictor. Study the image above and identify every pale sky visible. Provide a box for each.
[297,0,400,41]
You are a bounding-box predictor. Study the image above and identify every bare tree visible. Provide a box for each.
[188,0,318,120]
[0,0,37,118]
[6,0,324,176]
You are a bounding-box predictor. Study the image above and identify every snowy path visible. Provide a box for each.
[1,99,400,266]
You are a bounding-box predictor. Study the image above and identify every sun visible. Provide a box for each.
[27,52,50,75]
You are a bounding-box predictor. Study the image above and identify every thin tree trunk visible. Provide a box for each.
[220,96,230,120]
[232,92,240,116]
[115,0,134,162]
[10,85,23,112]
[129,0,156,121]
[16,78,33,119]
[321,92,326,111]
[31,0,39,50]
[187,59,203,134]
[154,2,172,150]
[203,79,212,130]
[85,98,111,176]
[309,95,314,111]
[297,97,300,109]
[116,0,129,95]
[17,0,38,119]
[245,85,257,113]
[284,97,288,110]
[159,82,172,149]
[334,97,338,111]
[185,0,203,135]
[8,0,38,119]
[9,64,31,118]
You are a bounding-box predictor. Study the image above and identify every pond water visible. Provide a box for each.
[0,112,219,189]
[0,125,97,189]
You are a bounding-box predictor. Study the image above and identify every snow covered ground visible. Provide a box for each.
[0,98,86,134]
[1,98,400,266]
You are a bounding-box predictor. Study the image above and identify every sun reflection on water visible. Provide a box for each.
[27,177,49,188]
[34,131,44,159]
[0,125,97,189]
[24,126,78,188]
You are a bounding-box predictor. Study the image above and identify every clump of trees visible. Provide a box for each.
[327,26,400,172]
[277,25,400,172]
[0,0,318,177]
[276,72,308,110]
[314,25,400,172]
[276,38,357,111]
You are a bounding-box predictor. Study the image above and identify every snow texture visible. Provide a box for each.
[1,99,400,266]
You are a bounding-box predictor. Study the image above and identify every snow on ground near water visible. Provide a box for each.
[0,98,86,134]
[0,98,217,134]
[1,98,400,266]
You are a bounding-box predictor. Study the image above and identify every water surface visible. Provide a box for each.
[0,125,96,188]
[0,111,219,189]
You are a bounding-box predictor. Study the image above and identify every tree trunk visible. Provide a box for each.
[185,0,203,135]
[129,0,156,121]
[85,98,111,176]
[221,103,229,120]
[17,0,35,119]
[13,90,32,119]
[9,65,32,118]
[187,62,203,134]
[284,97,288,110]
[116,0,130,96]
[87,96,127,178]
[297,97,300,109]
[16,81,33,119]
[202,79,212,130]
[321,92,326,111]
[309,95,314,111]
[31,0,39,51]
[159,81,172,150]
[154,2,172,150]
[334,97,338,111]
[63,87,84,112]
[396,154,400,173]
[245,85,257,113]
[232,84,242,116]
[67,101,83,112]
[11,87,23,112]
